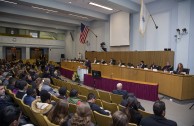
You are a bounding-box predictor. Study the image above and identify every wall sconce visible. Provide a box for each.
[175,28,188,40]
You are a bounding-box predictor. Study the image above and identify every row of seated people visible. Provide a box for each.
[0,80,177,126]
[0,60,177,126]
[93,58,190,75]
[63,57,190,74]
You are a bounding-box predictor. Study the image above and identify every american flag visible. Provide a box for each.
[80,23,89,44]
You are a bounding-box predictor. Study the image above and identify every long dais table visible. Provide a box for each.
[61,61,159,101]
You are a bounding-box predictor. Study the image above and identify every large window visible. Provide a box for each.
[29,30,39,38]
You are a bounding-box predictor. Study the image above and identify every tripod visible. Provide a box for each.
[189,103,194,109]
[93,78,96,89]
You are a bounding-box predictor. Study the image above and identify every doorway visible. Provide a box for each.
[5,47,21,61]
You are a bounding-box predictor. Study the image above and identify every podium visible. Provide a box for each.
[77,66,88,82]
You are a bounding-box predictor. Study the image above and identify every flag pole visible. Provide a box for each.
[89,28,98,51]
[89,28,98,38]
[150,14,158,29]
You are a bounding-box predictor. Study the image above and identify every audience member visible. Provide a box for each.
[34,77,42,96]
[112,111,128,126]
[0,106,21,126]
[7,77,16,91]
[41,78,58,96]
[68,89,81,105]
[31,90,53,115]
[121,93,145,111]
[87,93,110,116]
[140,100,177,126]
[112,83,128,96]
[71,102,94,126]
[2,73,12,86]
[122,96,142,125]
[16,80,28,100]
[0,82,15,111]
[58,87,67,100]
[23,88,36,107]
[47,100,70,125]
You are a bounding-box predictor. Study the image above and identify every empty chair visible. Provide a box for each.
[71,84,80,92]
[61,82,71,91]
[93,111,113,126]
[79,86,89,96]
[50,84,60,89]
[101,100,118,114]
[183,68,190,74]
[98,90,111,102]
[78,94,87,101]
[110,93,122,104]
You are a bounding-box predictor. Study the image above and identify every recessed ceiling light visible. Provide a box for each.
[68,1,72,4]
[0,0,17,4]
[69,14,88,19]
[89,2,113,10]
[32,6,58,13]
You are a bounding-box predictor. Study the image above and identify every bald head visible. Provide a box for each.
[117,83,123,90]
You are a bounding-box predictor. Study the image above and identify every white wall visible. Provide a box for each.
[49,48,65,62]
[110,11,130,46]
[68,21,110,60]
[65,31,76,60]
[130,0,194,74]
[88,21,110,52]
[188,0,194,74]
[0,46,3,59]
[175,0,190,68]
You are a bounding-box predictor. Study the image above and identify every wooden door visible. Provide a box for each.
[6,47,21,61]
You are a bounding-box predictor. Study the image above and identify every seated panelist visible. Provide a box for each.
[137,61,146,68]
[174,63,185,74]
[162,61,173,71]
[101,59,106,64]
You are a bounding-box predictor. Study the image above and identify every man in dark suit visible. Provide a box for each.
[87,93,110,116]
[140,100,177,126]
[112,83,128,96]
[138,60,146,68]
[85,58,91,73]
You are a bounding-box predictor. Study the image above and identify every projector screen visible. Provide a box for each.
[110,11,130,46]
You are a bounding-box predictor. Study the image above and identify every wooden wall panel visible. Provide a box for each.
[85,51,174,68]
